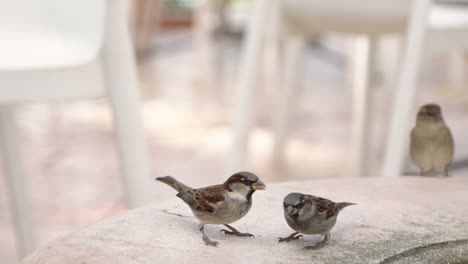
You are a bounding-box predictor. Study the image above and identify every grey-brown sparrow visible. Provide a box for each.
[278,192,354,250]
[410,104,454,176]
[156,171,266,247]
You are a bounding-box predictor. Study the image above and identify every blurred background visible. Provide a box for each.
[1,0,468,262]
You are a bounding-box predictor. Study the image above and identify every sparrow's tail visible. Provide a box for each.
[337,202,356,211]
[155,176,191,193]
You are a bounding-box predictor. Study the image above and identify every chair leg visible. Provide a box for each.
[271,36,306,166]
[193,0,227,100]
[448,50,465,94]
[0,106,36,258]
[228,0,271,173]
[102,0,153,208]
[350,36,377,176]
[381,0,431,177]
[377,35,402,90]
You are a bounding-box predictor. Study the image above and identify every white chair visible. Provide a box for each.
[0,0,154,258]
[229,0,468,176]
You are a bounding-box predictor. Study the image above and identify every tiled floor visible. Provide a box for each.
[1,32,467,263]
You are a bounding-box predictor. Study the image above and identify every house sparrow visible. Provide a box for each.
[278,192,355,250]
[156,171,266,247]
[410,104,454,176]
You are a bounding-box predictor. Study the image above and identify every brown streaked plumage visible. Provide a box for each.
[156,171,266,247]
[278,192,355,250]
[410,103,454,176]
[185,186,225,212]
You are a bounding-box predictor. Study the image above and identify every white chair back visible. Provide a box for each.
[281,0,413,34]
[0,0,106,70]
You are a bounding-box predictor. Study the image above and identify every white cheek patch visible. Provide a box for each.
[227,191,247,201]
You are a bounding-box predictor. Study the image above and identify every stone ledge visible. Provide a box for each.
[22,177,468,264]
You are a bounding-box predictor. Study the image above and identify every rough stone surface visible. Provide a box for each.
[21,177,468,264]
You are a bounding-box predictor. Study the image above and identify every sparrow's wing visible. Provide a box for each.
[311,196,338,219]
[185,185,225,213]
[433,126,455,168]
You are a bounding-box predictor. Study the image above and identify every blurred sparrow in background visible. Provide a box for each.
[410,104,454,176]
[278,192,354,250]
[156,171,265,247]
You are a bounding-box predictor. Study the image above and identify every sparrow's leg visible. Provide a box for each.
[199,224,219,247]
[444,167,450,177]
[420,169,425,176]
[304,233,330,250]
[278,232,303,242]
[220,224,254,237]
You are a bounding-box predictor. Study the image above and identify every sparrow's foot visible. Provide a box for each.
[221,224,255,237]
[304,234,329,250]
[220,229,254,237]
[199,223,219,247]
[202,235,219,247]
[278,232,302,242]
[304,240,327,250]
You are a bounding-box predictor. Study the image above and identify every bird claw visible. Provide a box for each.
[278,234,303,242]
[304,240,326,250]
[202,235,219,247]
[220,229,255,238]
[205,241,219,247]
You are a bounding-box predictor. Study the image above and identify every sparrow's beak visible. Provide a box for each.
[251,180,266,190]
[285,205,299,218]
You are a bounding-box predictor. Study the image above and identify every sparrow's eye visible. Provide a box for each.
[240,178,253,185]
[294,201,305,209]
